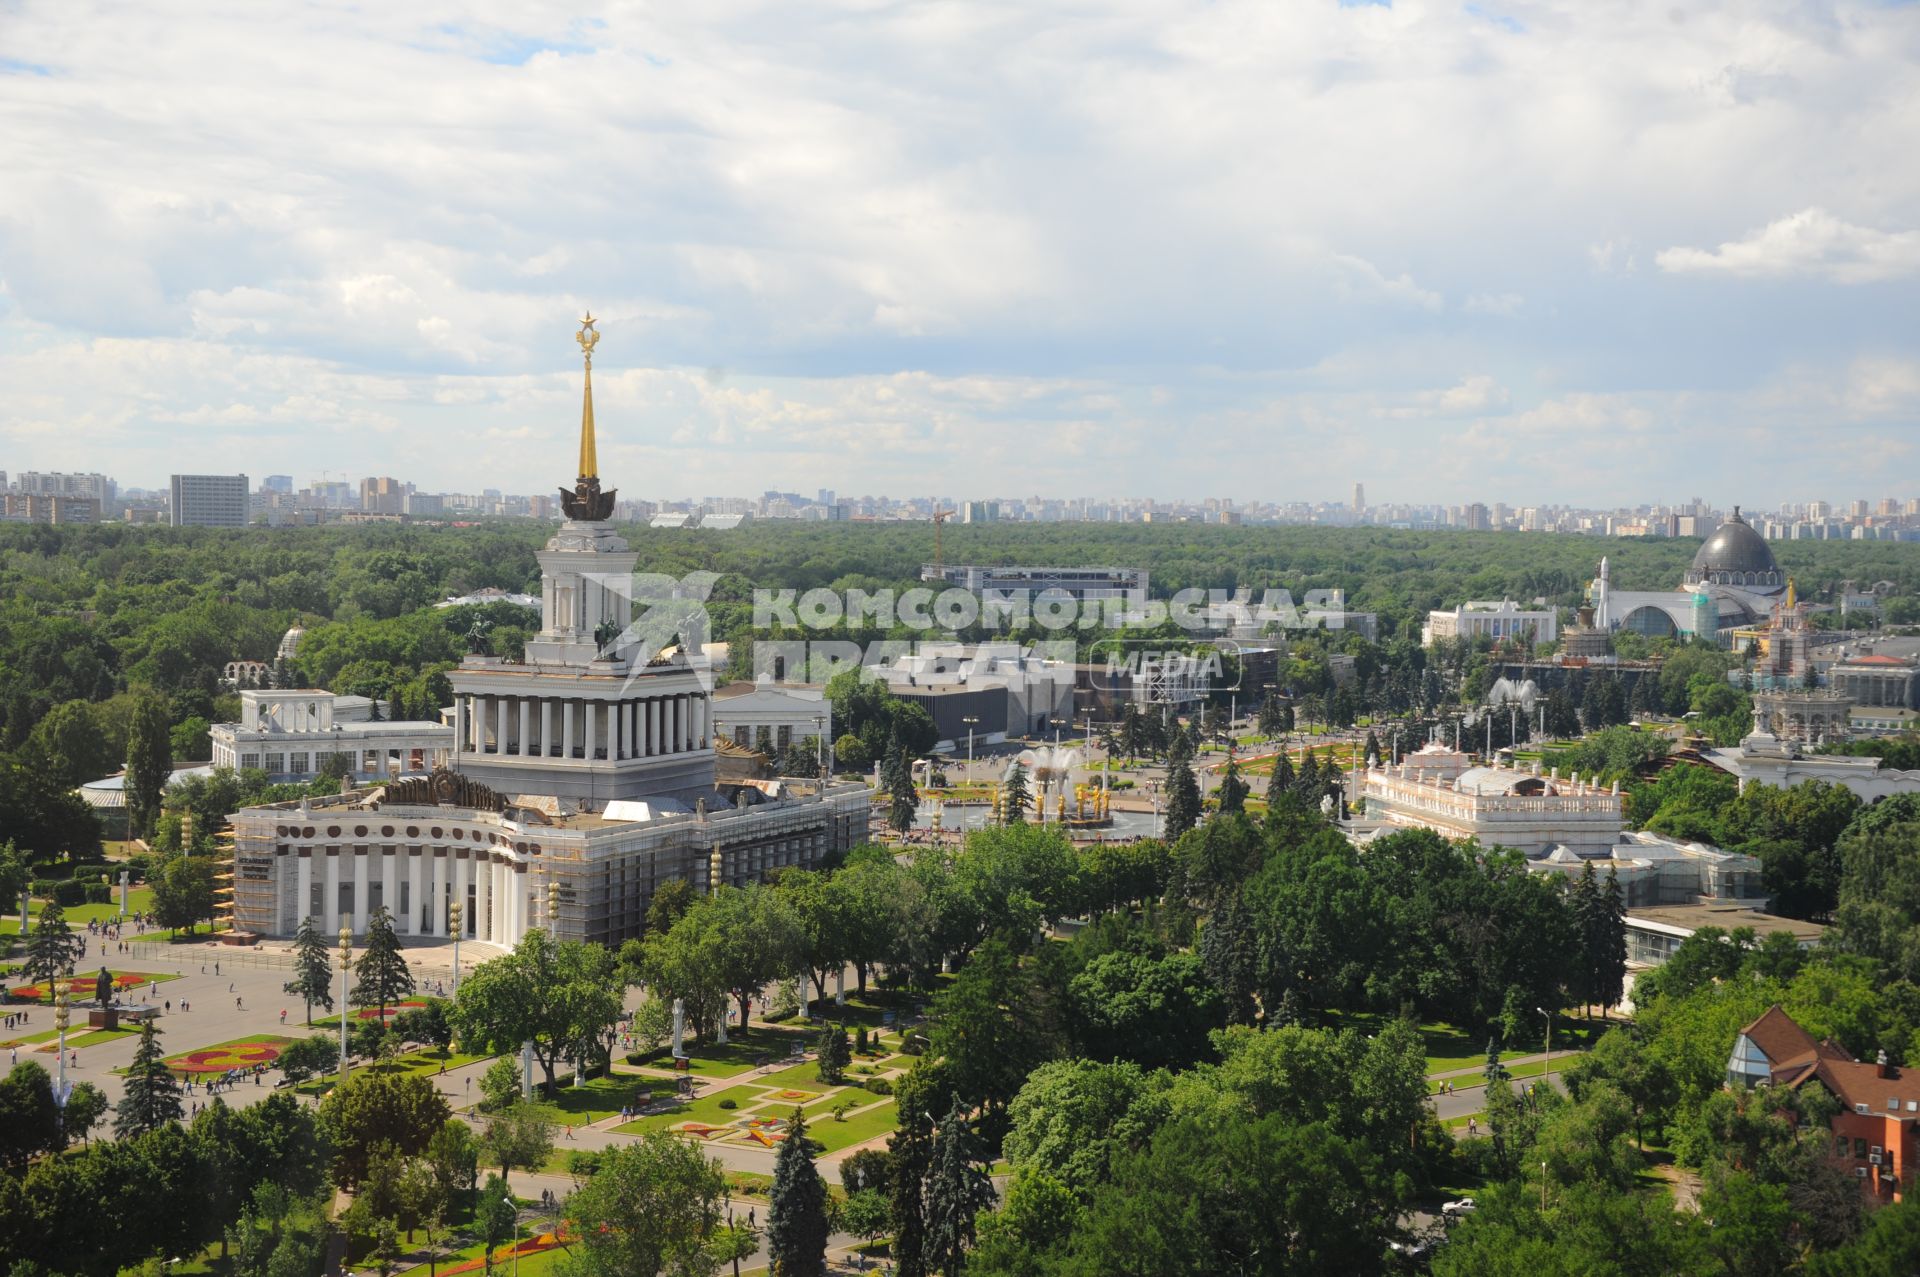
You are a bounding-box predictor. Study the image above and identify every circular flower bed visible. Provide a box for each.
[168,1040,285,1073]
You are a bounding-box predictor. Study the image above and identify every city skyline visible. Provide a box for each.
[3,2,1919,502]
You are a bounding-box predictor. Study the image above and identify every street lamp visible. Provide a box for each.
[338,928,353,1079]
[448,900,463,994]
[1537,1006,1552,1059]
[961,716,979,771]
[54,992,70,1099]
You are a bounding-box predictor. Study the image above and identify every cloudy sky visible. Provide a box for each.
[2,0,1917,507]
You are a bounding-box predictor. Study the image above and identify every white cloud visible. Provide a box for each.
[1656,209,1920,284]
[1433,376,1512,415]
[1,0,1918,503]
[1331,254,1445,313]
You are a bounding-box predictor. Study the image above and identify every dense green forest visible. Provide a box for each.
[0,518,1910,864]
[4,517,1913,718]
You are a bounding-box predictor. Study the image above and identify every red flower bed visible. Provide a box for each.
[166,1040,286,1073]
[9,972,151,1001]
[352,999,429,1021]
[436,1227,570,1275]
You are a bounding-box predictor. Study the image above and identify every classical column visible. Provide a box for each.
[585,701,599,761]
[322,851,341,932]
[695,695,707,748]
[452,697,465,762]
[611,702,624,761]
[296,854,313,927]
[351,850,369,934]
[563,700,576,758]
[518,698,532,757]
[669,697,681,754]
[429,851,446,937]
[382,849,399,932]
[497,698,510,757]
[478,857,494,942]
[647,698,660,756]
[541,699,555,757]
[409,852,424,934]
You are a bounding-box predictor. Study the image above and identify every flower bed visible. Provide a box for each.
[164,1036,291,1073]
[352,999,429,1021]
[9,972,154,1002]
[437,1228,570,1276]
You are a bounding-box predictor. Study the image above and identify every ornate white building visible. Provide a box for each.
[1357,742,1625,858]
[228,318,868,947]
[210,690,454,781]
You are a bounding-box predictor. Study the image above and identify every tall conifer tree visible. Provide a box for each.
[115,1022,184,1138]
[351,906,414,1021]
[284,915,335,1025]
[768,1109,829,1277]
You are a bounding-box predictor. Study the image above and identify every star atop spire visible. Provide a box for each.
[560,313,617,521]
[576,313,600,480]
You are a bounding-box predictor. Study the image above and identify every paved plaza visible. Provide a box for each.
[4,929,896,1188]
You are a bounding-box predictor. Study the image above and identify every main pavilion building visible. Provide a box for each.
[228,318,868,949]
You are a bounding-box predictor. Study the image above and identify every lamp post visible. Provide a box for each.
[547,884,580,1089]
[448,900,463,994]
[814,714,826,778]
[338,928,352,1079]
[1537,1006,1552,1060]
[54,992,70,1098]
[961,716,979,772]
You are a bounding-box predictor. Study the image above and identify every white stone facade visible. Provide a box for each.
[210,690,454,781]
[711,676,832,756]
[1359,743,1624,857]
[1422,600,1559,646]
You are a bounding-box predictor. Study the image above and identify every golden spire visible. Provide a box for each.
[575,313,600,480]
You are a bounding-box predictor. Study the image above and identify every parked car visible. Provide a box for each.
[1441,1198,1476,1218]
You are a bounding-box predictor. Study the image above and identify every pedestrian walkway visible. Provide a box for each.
[1426,1047,1579,1083]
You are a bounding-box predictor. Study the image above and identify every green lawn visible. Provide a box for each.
[294,1046,488,1095]
[659,1025,817,1078]
[0,1027,60,1047]
[803,1099,899,1153]
[311,997,445,1028]
[1321,1010,1488,1074]
[612,1089,763,1135]
[0,887,157,936]
[67,1025,144,1048]
[529,1072,668,1126]
[752,1059,836,1092]
[614,1088,898,1157]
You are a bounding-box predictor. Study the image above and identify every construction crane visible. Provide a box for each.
[930,509,957,574]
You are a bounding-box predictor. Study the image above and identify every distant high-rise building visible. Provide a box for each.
[360,475,409,514]
[4,493,98,524]
[1848,499,1870,519]
[263,475,294,494]
[962,500,999,524]
[1352,482,1365,512]
[17,471,115,504]
[1463,502,1491,531]
[170,474,250,527]
[816,488,835,507]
